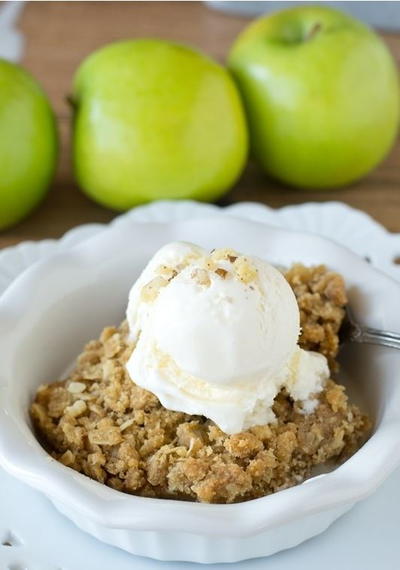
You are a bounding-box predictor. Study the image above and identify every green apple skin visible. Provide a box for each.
[0,60,58,229]
[72,40,248,209]
[228,6,400,189]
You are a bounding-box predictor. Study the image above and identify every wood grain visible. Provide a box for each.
[1,1,399,249]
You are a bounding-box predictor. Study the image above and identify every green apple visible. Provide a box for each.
[229,6,400,189]
[72,39,248,209]
[0,60,57,229]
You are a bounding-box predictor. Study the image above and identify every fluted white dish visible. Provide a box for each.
[0,214,400,563]
[2,200,400,299]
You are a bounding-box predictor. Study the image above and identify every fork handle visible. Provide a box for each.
[356,327,400,350]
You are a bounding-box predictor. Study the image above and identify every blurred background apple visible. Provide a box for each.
[0,59,57,230]
[229,5,400,189]
[72,39,248,210]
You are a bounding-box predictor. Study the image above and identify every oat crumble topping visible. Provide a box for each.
[30,264,370,504]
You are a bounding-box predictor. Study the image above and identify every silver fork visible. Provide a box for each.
[340,307,400,350]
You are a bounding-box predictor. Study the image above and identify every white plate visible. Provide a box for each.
[1,200,400,569]
[2,200,400,298]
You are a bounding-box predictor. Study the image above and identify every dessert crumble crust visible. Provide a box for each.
[30,264,370,504]
[285,264,347,371]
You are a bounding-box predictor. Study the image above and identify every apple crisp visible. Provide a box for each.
[30,264,370,504]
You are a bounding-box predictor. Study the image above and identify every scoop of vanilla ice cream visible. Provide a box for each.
[126,242,329,434]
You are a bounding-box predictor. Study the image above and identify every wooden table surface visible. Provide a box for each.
[1,1,399,249]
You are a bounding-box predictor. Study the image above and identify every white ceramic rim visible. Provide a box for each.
[1,215,400,539]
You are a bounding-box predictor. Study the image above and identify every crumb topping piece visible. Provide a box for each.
[284,264,347,370]
[140,247,260,302]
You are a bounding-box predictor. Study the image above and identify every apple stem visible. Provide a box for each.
[306,22,322,41]
[66,94,76,110]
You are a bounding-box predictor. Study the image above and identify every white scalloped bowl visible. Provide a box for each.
[0,216,400,564]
